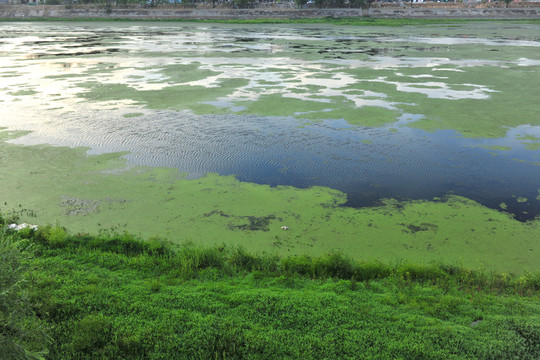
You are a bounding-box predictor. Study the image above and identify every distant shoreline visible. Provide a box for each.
[1,3,540,21]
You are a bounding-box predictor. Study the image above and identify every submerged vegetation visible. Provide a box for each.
[1,213,539,359]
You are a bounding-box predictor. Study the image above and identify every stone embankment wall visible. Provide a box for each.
[1,3,539,20]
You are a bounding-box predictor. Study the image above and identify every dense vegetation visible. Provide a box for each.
[1,210,539,360]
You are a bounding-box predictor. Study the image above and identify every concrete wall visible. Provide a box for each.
[1,4,539,19]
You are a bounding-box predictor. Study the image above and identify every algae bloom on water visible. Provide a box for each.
[0,20,539,274]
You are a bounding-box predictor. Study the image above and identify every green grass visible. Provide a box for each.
[2,216,539,360]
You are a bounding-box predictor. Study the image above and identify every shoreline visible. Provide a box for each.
[1,4,540,21]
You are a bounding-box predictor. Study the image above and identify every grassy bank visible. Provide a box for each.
[2,216,539,360]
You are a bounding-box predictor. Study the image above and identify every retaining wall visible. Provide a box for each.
[1,4,539,19]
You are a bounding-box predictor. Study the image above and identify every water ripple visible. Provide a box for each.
[10,108,538,219]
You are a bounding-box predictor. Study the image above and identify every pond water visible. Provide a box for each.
[1,21,539,220]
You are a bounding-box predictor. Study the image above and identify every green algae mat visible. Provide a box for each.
[1,21,539,274]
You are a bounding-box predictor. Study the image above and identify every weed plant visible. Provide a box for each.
[1,216,539,359]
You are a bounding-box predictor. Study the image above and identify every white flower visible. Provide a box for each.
[7,223,38,231]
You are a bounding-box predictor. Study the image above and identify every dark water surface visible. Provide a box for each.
[10,108,540,221]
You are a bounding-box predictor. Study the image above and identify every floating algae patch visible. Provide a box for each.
[517,134,540,151]
[4,22,537,140]
[8,89,38,96]
[300,106,401,127]
[79,78,250,111]
[157,62,221,84]
[524,143,540,151]
[0,132,538,274]
[517,135,540,142]
[398,65,540,139]
[123,112,144,118]
[469,145,512,152]
[238,94,330,118]
[339,64,540,139]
